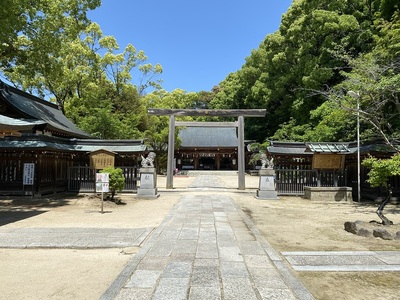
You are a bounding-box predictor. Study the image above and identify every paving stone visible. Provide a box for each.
[374,251,400,264]
[194,258,219,267]
[220,261,249,278]
[244,254,274,268]
[216,234,237,247]
[162,261,192,278]
[115,288,153,300]
[152,278,189,300]
[147,242,174,256]
[125,270,161,288]
[191,266,220,287]
[222,278,258,300]
[285,254,384,266]
[196,242,218,259]
[170,253,196,262]
[219,246,243,261]
[157,230,181,241]
[238,241,266,255]
[257,288,297,300]
[178,228,199,240]
[198,231,217,243]
[173,240,198,255]
[235,230,256,241]
[249,268,288,289]
[189,286,221,300]
[136,256,170,271]
[0,227,152,248]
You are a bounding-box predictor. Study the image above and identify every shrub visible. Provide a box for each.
[101,167,125,202]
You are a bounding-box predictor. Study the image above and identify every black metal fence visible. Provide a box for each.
[275,169,347,195]
[68,166,139,193]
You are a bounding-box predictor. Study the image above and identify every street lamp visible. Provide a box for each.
[347,91,361,202]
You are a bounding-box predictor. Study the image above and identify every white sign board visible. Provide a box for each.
[96,173,109,192]
[23,163,35,185]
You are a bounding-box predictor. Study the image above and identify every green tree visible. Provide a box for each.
[142,89,203,172]
[101,167,125,202]
[210,0,379,141]
[362,154,400,225]
[1,3,162,140]
[0,0,100,70]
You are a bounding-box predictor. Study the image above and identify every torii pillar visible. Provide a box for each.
[147,109,266,190]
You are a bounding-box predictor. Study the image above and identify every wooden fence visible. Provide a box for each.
[68,166,139,193]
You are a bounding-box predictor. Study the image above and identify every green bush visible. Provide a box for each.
[101,167,125,202]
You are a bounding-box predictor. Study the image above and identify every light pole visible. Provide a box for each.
[347,91,361,202]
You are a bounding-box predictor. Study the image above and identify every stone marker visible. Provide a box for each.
[136,152,160,198]
[255,156,279,200]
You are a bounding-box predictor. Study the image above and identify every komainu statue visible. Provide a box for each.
[260,153,274,169]
[141,152,156,168]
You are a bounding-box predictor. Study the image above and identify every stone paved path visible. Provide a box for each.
[187,175,228,189]
[0,227,152,248]
[102,192,313,300]
[283,251,400,272]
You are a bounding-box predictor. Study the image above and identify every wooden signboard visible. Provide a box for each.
[312,153,345,170]
[90,149,116,170]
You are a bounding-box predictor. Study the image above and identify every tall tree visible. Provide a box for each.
[0,0,100,69]
[211,0,380,142]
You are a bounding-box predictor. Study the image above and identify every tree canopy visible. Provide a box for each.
[210,0,400,144]
[1,0,400,161]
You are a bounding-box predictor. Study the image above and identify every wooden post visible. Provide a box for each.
[238,116,245,190]
[166,115,175,189]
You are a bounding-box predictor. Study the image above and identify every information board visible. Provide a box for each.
[23,163,35,185]
[96,173,110,193]
[312,153,345,170]
[90,150,115,170]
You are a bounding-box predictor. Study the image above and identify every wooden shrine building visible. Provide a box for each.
[0,80,146,196]
[267,141,400,201]
[176,127,243,171]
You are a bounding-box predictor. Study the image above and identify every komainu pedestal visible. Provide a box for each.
[256,169,279,200]
[136,167,160,198]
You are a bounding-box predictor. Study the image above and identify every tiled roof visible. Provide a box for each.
[179,127,238,148]
[0,81,90,138]
[0,134,146,153]
[267,141,311,155]
[0,115,46,129]
[305,143,350,153]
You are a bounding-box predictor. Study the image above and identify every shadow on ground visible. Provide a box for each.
[0,210,46,226]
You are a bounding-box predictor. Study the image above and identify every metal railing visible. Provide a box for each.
[68,166,138,193]
[275,169,347,195]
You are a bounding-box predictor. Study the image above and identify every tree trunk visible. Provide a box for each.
[376,186,393,225]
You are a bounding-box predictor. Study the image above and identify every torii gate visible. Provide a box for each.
[147,109,266,190]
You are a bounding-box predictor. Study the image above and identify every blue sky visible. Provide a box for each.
[88,0,293,93]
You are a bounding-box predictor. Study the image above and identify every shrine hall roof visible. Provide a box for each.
[0,80,90,138]
[0,134,147,153]
[179,127,238,148]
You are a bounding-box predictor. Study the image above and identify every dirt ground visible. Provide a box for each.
[231,192,400,300]
[1,175,400,300]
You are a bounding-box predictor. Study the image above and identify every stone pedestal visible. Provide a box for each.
[136,168,160,198]
[304,186,352,202]
[256,169,279,200]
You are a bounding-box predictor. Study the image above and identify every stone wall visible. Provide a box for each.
[304,186,353,202]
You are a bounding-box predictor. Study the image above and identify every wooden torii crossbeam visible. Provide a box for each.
[147,109,266,190]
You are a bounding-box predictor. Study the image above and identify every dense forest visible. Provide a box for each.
[1,0,400,152]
